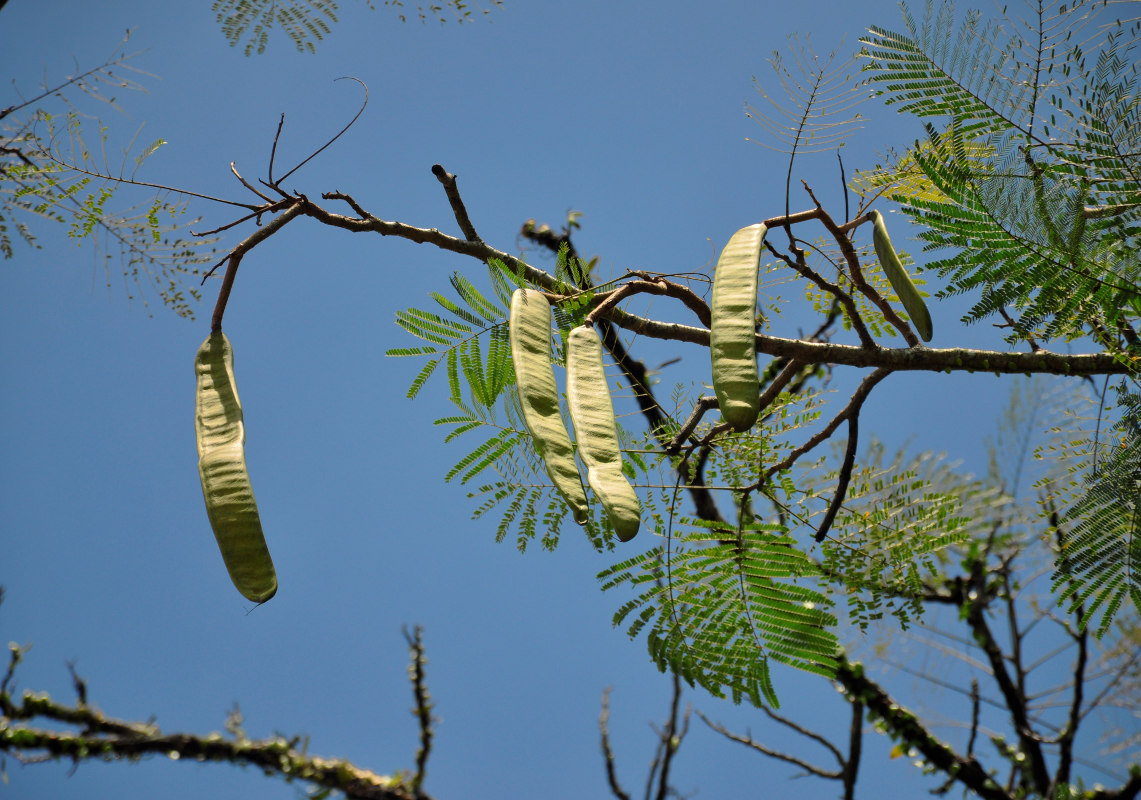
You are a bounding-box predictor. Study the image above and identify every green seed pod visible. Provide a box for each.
[509,289,590,524]
[566,325,640,541]
[711,223,767,431]
[195,331,277,603]
[870,210,933,342]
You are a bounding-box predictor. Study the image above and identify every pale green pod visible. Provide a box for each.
[710,223,767,431]
[566,325,640,541]
[509,289,590,524]
[870,210,933,342]
[195,331,277,603]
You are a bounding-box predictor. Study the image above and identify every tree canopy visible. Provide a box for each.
[1,0,1138,798]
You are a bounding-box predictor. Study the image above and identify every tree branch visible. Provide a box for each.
[833,653,1016,800]
[403,625,434,796]
[697,709,844,779]
[652,673,688,800]
[0,690,423,800]
[962,558,1051,793]
[598,689,632,800]
[297,190,1129,376]
[431,164,482,243]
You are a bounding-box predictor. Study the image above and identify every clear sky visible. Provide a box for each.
[0,1,1120,799]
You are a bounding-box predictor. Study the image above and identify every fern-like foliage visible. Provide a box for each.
[816,442,998,630]
[858,0,1141,345]
[212,0,502,56]
[1051,385,1141,635]
[858,0,1141,632]
[600,522,837,708]
[747,35,868,210]
[213,0,338,56]
[1,37,217,318]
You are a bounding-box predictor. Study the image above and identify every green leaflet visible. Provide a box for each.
[872,209,934,343]
[566,325,640,541]
[508,289,589,524]
[195,331,277,603]
[711,224,767,431]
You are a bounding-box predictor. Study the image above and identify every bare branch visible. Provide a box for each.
[962,558,1051,793]
[653,673,687,800]
[666,396,720,454]
[698,710,843,779]
[843,698,862,800]
[813,410,859,542]
[230,161,274,203]
[301,190,1128,376]
[403,625,434,795]
[833,653,1016,800]
[274,78,367,186]
[431,164,482,243]
[0,633,425,800]
[599,689,632,800]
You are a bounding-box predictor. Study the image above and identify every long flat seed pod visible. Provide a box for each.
[195,331,277,603]
[566,325,640,541]
[870,209,934,342]
[711,223,767,431]
[509,288,590,524]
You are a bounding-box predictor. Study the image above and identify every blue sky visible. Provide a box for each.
[1,1,1124,799]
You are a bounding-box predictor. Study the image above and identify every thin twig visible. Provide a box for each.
[231,161,274,203]
[599,689,632,800]
[813,410,859,542]
[653,673,686,800]
[275,77,368,186]
[698,710,843,779]
[758,367,890,489]
[194,198,293,238]
[268,113,285,184]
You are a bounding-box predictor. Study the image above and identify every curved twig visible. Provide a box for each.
[813,410,860,542]
[274,77,369,186]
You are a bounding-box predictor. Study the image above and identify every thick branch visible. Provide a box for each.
[963,560,1051,793]
[303,191,1129,377]
[843,698,863,800]
[833,654,1015,800]
[0,693,421,800]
